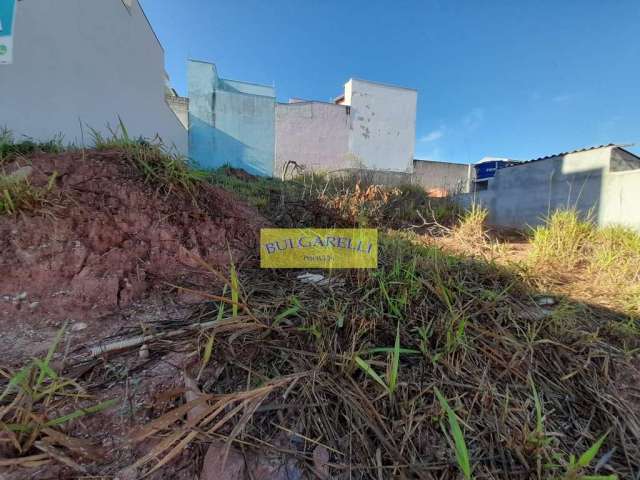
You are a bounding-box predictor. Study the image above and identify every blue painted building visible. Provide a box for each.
[474,158,520,181]
[187,60,275,176]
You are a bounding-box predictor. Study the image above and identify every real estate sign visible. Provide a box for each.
[0,0,16,65]
[260,228,378,269]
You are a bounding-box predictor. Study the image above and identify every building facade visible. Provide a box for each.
[343,79,417,173]
[0,0,187,154]
[275,101,351,176]
[188,60,276,176]
[188,62,417,177]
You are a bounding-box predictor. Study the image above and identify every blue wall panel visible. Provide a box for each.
[187,60,275,176]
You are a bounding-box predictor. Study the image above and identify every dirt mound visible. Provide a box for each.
[0,150,266,324]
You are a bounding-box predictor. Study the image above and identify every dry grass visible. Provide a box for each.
[311,176,461,229]
[89,118,207,196]
[93,231,639,479]
[452,205,490,252]
[528,210,640,315]
[2,158,637,478]
[0,170,58,216]
[530,209,595,270]
[0,127,65,167]
[0,326,116,471]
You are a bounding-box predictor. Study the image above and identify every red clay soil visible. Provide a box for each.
[0,150,267,326]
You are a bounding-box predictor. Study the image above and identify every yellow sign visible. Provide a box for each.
[260,228,378,269]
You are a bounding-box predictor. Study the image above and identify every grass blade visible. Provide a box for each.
[577,433,609,468]
[388,323,401,394]
[366,347,420,355]
[45,399,118,427]
[435,387,472,480]
[36,324,66,389]
[197,335,215,381]
[0,365,32,402]
[230,261,239,318]
[355,356,389,393]
[529,374,544,434]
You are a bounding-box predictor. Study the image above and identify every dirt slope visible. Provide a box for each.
[0,150,266,326]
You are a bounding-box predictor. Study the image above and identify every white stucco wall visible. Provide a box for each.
[346,79,417,172]
[275,102,351,175]
[0,0,187,154]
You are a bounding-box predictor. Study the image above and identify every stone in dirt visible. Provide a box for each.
[200,442,305,480]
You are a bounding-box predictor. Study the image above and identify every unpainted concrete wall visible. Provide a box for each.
[599,169,640,230]
[460,147,640,232]
[166,95,189,129]
[413,160,471,193]
[327,168,413,187]
[275,102,351,176]
[611,148,640,172]
[0,0,187,153]
[347,79,417,173]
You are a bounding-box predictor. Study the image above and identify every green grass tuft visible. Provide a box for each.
[89,118,207,195]
[530,209,594,269]
[0,171,58,216]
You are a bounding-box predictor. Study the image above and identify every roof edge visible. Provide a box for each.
[348,77,418,92]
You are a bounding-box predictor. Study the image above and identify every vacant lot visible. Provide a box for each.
[1,136,638,479]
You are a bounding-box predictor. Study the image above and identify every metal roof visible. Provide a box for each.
[508,143,637,167]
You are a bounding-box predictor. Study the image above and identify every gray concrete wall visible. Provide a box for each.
[611,148,640,172]
[600,169,640,230]
[166,95,189,129]
[413,160,471,193]
[0,0,187,153]
[327,168,413,187]
[275,102,351,177]
[459,147,640,232]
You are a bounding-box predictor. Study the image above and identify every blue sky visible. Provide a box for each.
[140,0,640,164]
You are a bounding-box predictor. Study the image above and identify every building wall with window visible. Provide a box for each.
[0,0,186,153]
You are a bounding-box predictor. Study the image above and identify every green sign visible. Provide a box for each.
[0,0,16,64]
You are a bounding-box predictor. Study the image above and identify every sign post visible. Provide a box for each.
[0,0,16,65]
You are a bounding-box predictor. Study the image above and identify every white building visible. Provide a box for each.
[0,0,186,154]
[275,78,417,176]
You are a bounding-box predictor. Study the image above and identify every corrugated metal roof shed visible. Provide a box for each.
[507,144,638,167]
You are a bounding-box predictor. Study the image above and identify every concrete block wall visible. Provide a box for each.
[462,147,640,232]
[327,168,413,187]
[275,102,351,176]
[413,159,471,194]
[600,169,640,230]
[0,0,187,154]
